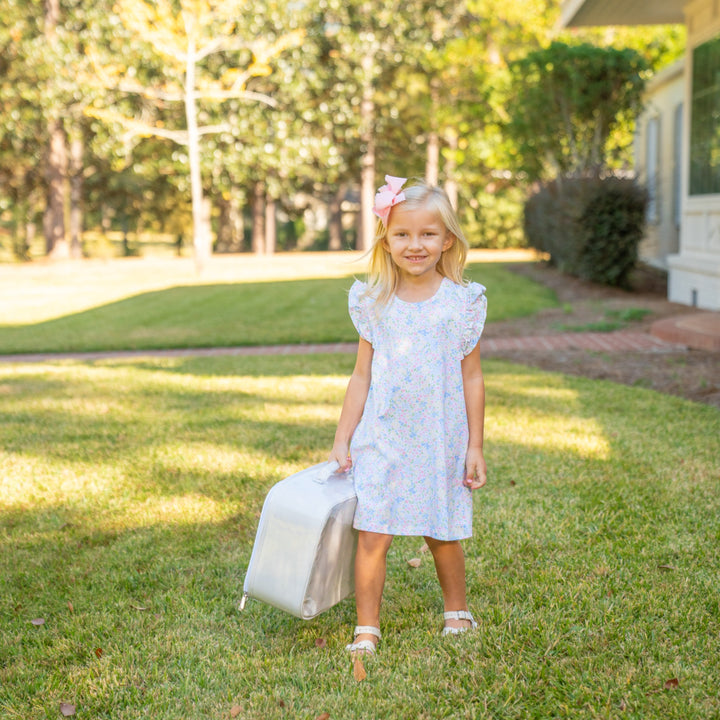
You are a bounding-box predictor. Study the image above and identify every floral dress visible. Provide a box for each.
[348,277,487,541]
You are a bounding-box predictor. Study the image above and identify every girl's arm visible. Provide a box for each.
[329,337,374,471]
[461,341,487,490]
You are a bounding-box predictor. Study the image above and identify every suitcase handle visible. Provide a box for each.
[314,460,342,484]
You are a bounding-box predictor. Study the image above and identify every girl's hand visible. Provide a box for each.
[329,443,352,473]
[463,448,487,490]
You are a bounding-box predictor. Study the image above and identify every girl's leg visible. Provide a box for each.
[354,530,394,645]
[424,536,474,630]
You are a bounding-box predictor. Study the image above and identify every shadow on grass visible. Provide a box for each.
[2,355,720,718]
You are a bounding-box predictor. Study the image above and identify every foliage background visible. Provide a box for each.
[0,0,685,259]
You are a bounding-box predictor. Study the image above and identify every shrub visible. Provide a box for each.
[523,177,599,274]
[523,176,647,288]
[577,178,647,288]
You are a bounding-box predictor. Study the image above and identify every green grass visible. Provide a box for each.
[0,262,557,355]
[1,355,718,719]
[555,308,654,334]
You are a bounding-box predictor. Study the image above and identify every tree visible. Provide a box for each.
[87,0,302,271]
[504,41,649,182]
[0,2,47,259]
[318,0,480,250]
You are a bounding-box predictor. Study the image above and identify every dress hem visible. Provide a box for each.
[352,523,472,542]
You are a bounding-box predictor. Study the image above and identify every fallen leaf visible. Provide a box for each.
[230,705,242,718]
[419,542,429,554]
[278,699,285,708]
[314,637,327,649]
[59,702,76,717]
[658,564,677,572]
[510,480,516,486]
[67,601,74,613]
[619,698,627,711]
[353,655,367,682]
[407,558,421,568]
[316,714,330,720]
[94,648,103,659]
[31,618,45,626]
[664,677,679,689]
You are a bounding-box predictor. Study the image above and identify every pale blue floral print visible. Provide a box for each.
[348,277,487,541]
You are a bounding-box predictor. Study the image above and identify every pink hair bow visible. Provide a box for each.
[373,175,407,225]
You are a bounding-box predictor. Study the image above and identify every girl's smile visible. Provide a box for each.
[383,204,454,282]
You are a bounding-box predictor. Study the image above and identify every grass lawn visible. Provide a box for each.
[1,354,718,719]
[0,255,556,354]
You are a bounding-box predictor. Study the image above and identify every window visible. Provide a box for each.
[673,103,683,227]
[646,116,660,223]
[689,35,720,195]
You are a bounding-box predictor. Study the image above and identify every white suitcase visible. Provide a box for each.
[240,461,358,620]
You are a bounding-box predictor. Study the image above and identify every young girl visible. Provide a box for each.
[329,175,488,655]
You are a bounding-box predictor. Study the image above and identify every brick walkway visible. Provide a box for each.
[482,331,681,353]
[0,331,684,364]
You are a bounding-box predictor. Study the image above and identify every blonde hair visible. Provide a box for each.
[364,180,469,306]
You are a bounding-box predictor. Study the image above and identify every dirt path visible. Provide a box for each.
[487,264,720,408]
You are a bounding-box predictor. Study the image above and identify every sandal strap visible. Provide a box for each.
[443,610,476,625]
[353,625,381,639]
[346,639,377,654]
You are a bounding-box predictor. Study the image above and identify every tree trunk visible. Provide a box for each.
[230,193,244,252]
[43,0,68,258]
[426,131,439,186]
[215,197,231,253]
[265,195,276,255]
[328,183,346,251]
[69,130,83,258]
[44,119,68,258]
[426,80,440,186]
[251,181,265,254]
[185,29,210,273]
[216,193,245,253]
[358,49,376,252]
[25,219,37,259]
[12,199,30,260]
[444,130,458,209]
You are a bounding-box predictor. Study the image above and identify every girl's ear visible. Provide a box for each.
[442,233,456,252]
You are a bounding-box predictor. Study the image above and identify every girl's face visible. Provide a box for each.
[383,203,454,281]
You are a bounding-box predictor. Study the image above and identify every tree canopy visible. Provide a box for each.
[504,41,649,181]
[0,0,686,260]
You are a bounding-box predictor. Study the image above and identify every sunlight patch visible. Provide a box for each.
[149,443,270,475]
[488,412,611,460]
[112,493,228,529]
[0,453,118,508]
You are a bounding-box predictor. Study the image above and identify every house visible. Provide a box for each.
[634,59,684,272]
[561,0,720,311]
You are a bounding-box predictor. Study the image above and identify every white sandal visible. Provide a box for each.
[346,625,381,654]
[442,610,478,636]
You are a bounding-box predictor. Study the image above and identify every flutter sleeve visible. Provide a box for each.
[348,280,373,344]
[461,282,488,356]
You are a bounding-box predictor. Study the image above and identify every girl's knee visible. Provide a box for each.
[423,536,463,558]
[358,530,394,556]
